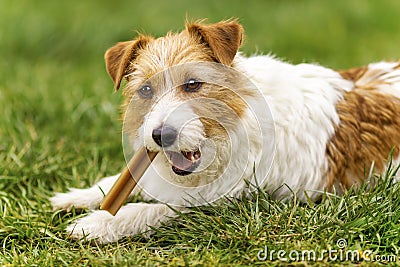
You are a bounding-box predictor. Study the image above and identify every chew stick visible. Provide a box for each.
[100,147,158,215]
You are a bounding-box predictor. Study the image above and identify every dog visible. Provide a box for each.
[51,19,400,243]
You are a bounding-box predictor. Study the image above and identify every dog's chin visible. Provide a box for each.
[165,149,201,176]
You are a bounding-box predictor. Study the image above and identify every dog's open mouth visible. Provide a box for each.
[166,149,201,176]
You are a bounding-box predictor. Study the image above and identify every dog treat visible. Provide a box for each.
[100,147,157,215]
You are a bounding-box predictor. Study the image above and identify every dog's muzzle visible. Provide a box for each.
[151,126,202,176]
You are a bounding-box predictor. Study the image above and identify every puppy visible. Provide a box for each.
[51,20,400,243]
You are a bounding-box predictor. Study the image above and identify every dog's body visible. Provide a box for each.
[51,20,400,243]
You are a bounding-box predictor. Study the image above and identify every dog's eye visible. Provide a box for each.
[137,85,154,99]
[183,79,202,92]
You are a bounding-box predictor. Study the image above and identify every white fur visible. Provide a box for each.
[234,55,353,199]
[54,53,400,243]
[66,203,181,243]
[361,62,400,98]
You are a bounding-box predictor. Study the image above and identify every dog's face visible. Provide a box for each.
[104,21,260,187]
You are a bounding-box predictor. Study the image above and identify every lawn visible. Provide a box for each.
[1,0,400,266]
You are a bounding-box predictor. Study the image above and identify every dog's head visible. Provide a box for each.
[104,20,262,188]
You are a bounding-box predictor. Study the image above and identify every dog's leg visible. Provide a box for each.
[50,174,123,211]
[66,203,181,243]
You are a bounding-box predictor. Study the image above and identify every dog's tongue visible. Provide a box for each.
[169,151,194,170]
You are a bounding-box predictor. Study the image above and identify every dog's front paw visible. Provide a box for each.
[50,188,104,211]
[66,210,118,243]
[65,203,177,243]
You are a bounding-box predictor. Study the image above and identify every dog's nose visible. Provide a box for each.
[152,126,177,147]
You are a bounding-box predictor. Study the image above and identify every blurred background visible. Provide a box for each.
[0,0,400,189]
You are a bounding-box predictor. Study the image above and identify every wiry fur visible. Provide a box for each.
[51,20,400,243]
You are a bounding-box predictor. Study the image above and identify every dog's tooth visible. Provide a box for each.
[191,155,195,162]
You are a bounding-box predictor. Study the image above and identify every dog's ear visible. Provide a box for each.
[104,35,153,90]
[186,19,244,65]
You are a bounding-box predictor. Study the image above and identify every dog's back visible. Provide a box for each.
[327,62,400,188]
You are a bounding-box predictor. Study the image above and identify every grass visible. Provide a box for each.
[1,0,400,266]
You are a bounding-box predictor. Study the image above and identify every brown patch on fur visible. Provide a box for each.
[199,117,228,139]
[339,66,368,82]
[105,35,153,90]
[186,20,244,66]
[326,68,400,189]
[340,63,400,90]
[190,85,249,139]
[180,64,254,138]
